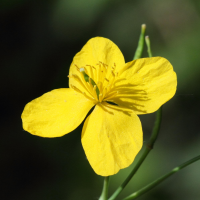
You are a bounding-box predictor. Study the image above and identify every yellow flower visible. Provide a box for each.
[21,37,177,176]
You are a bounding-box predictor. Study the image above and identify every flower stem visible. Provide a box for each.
[145,36,153,57]
[133,24,146,60]
[123,155,200,200]
[108,108,162,200]
[99,176,110,200]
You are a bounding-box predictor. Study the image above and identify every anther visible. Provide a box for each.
[105,78,109,82]
[111,71,115,77]
[74,64,79,71]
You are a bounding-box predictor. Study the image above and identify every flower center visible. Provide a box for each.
[69,61,119,103]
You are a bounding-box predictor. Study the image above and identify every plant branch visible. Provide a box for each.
[123,155,200,200]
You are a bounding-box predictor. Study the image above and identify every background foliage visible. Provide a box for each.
[1,0,200,199]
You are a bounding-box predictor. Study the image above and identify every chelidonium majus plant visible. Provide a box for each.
[21,24,200,200]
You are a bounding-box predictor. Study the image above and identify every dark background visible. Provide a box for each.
[1,0,200,200]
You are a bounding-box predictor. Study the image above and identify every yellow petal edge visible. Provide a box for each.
[22,88,94,137]
[81,102,143,176]
[114,57,177,114]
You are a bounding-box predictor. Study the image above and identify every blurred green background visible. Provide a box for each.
[1,0,200,199]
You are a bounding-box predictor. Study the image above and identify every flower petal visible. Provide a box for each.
[22,88,95,137]
[69,37,125,94]
[81,102,143,176]
[113,57,177,114]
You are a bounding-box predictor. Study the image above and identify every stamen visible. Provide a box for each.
[71,73,97,100]
[69,61,122,104]
[74,64,80,71]
[104,91,119,101]
[97,81,102,92]
[83,67,89,74]
[70,84,97,102]
[89,66,94,81]
[111,70,115,77]
[99,93,103,102]
[70,84,82,94]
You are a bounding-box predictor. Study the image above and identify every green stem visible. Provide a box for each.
[108,108,162,200]
[99,176,110,200]
[145,36,153,57]
[133,24,146,60]
[123,155,200,200]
